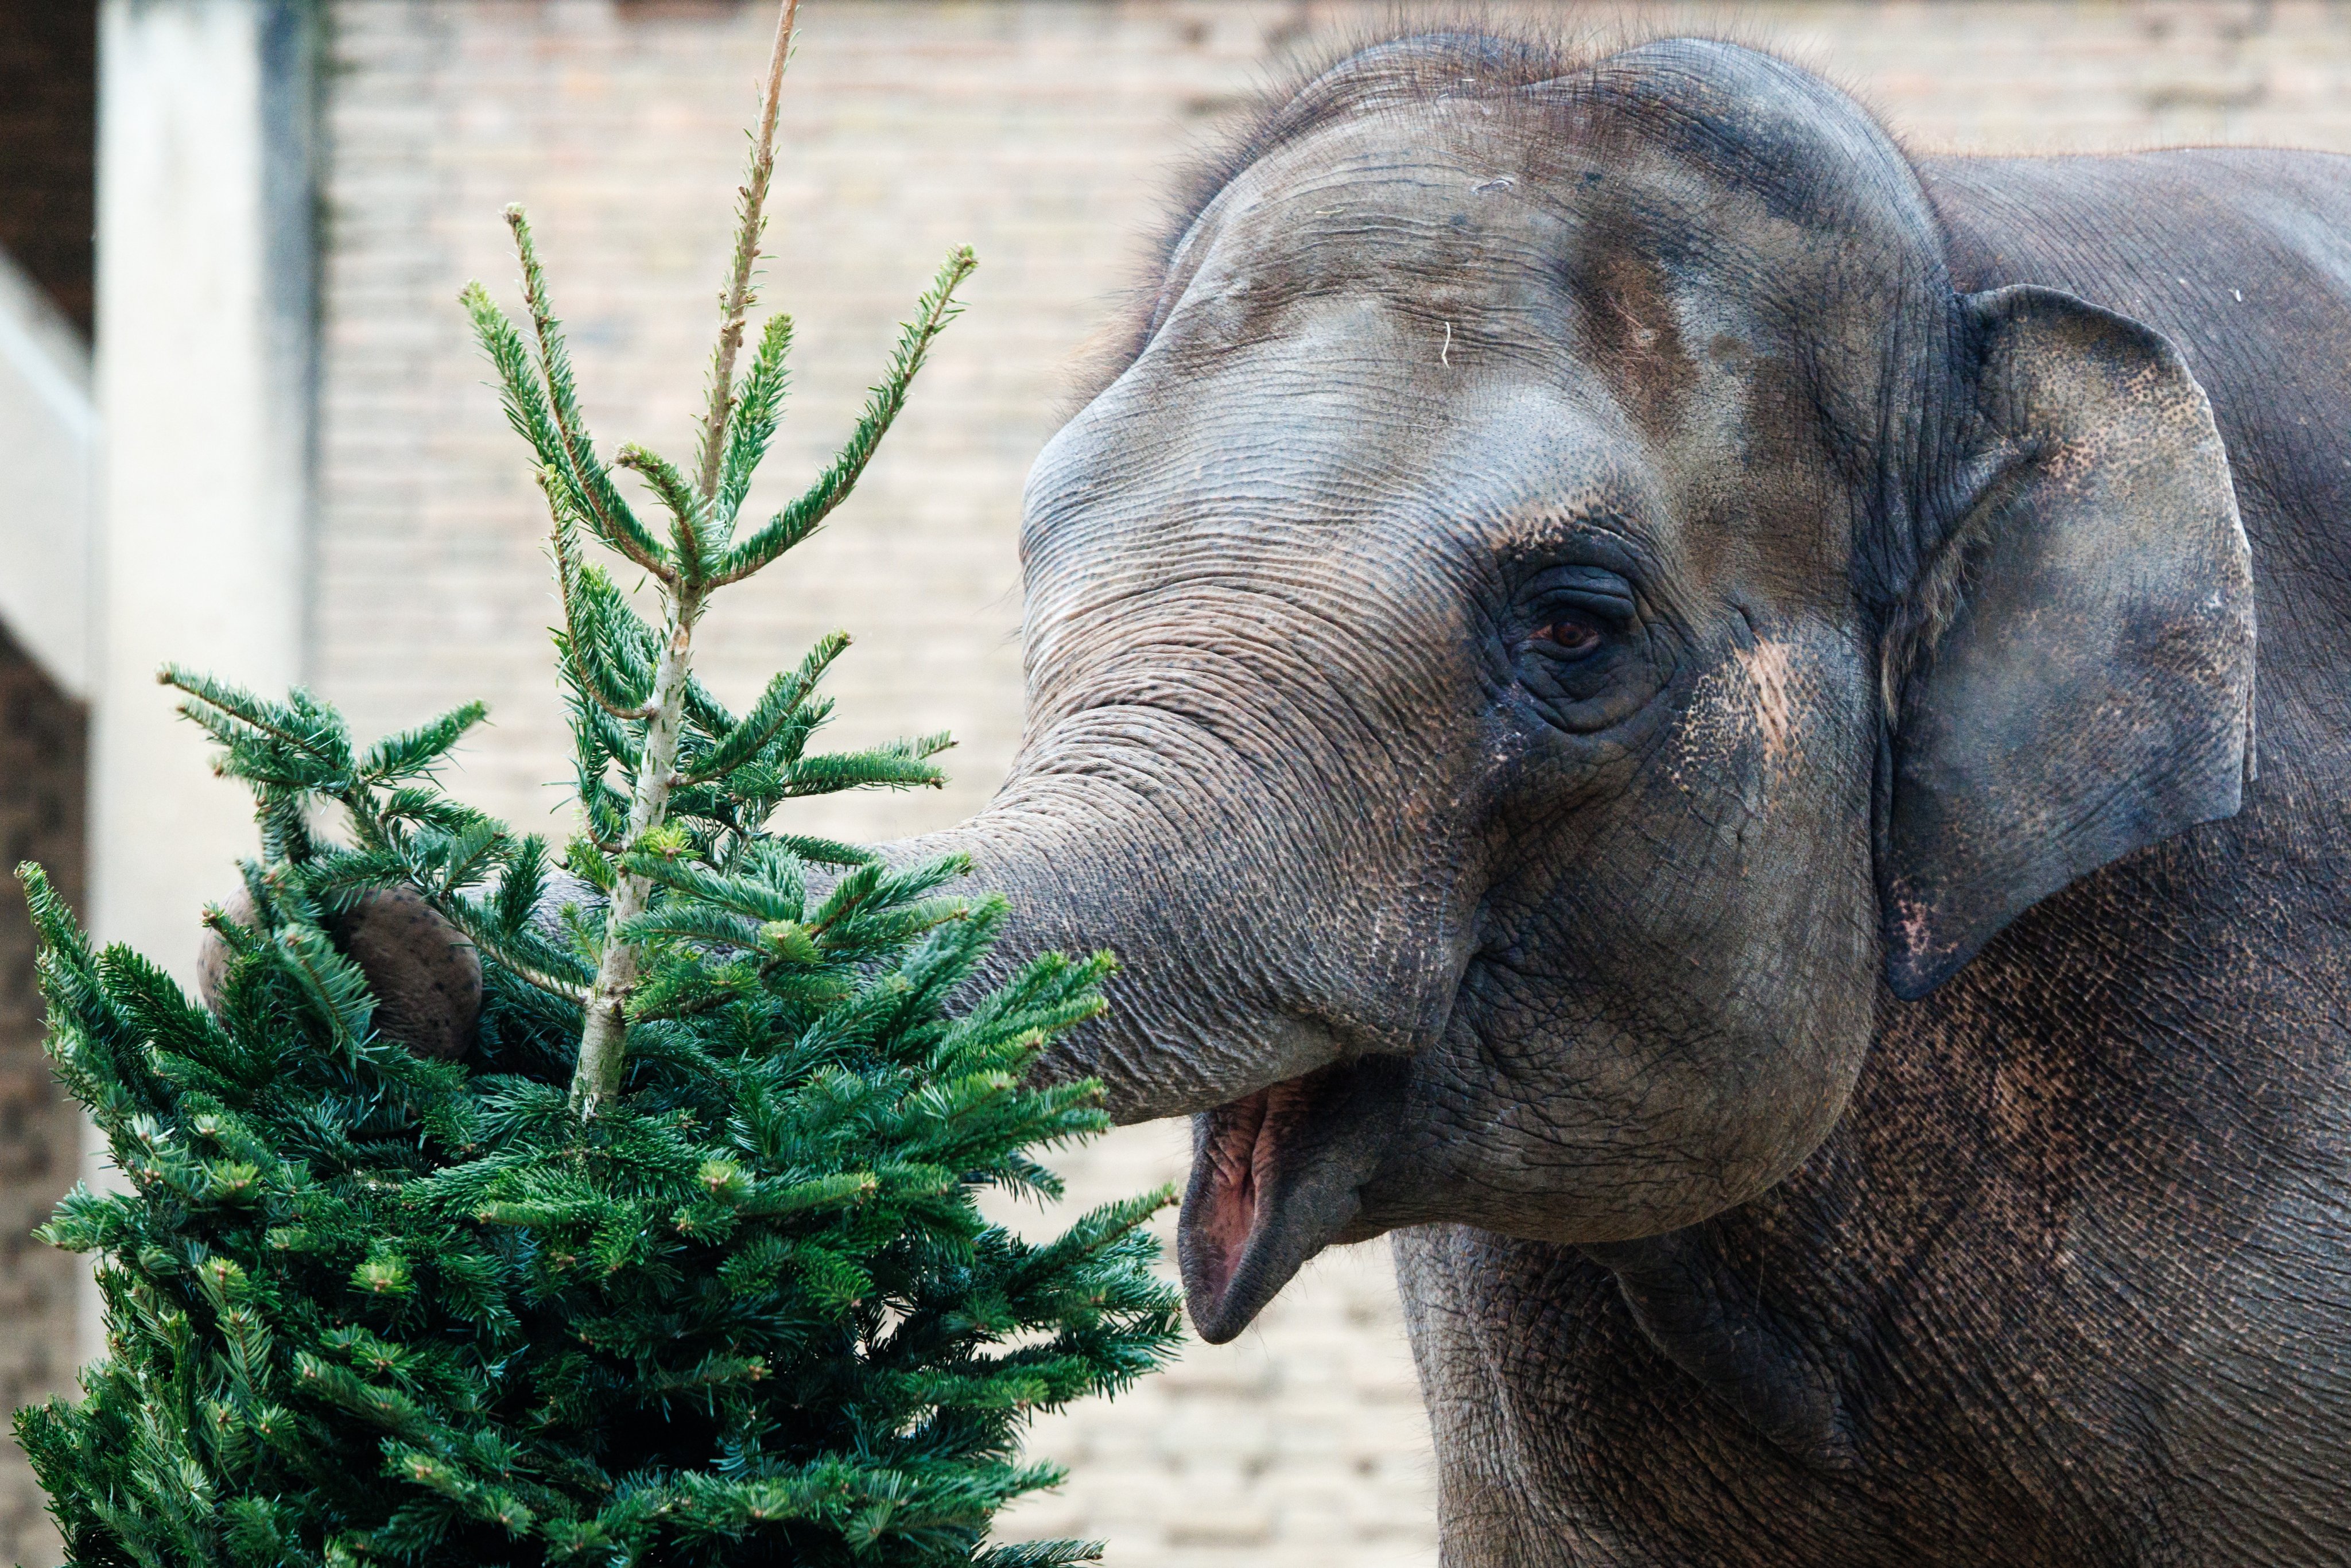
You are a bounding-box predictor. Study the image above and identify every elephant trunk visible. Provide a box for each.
[887,803,1359,1126]
[885,705,1472,1128]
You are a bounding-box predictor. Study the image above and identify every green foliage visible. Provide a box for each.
[17,8,1178,1564]
[17,846,1175,1568]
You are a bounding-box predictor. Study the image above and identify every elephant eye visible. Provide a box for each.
[1531,615,1603,657]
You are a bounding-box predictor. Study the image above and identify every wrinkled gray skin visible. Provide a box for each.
[302,32,2350,1565]
[904,34,2341,1566]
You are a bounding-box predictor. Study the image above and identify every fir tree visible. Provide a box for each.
[14,5,1180,1564]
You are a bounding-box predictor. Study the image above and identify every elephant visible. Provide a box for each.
[274,29,2350,1566]
[924,32,2345,1565]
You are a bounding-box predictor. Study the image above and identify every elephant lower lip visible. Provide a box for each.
[1176,1057,1403,1344]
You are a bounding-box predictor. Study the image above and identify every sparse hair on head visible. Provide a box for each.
[1062,14,1945,417]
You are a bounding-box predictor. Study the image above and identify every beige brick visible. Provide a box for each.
[0,628,84,1568]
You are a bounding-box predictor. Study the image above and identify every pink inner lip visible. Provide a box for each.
[1181,1057,1401,1342]
[1192,1085,1277,1294]
[1184,1072,1326,1333]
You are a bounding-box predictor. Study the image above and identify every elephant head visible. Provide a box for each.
[920,35,2255,1342]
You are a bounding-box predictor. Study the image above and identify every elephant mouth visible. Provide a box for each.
[1177,1055,1405,1344]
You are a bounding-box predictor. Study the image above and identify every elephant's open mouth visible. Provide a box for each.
[1177,1055,1405,1344]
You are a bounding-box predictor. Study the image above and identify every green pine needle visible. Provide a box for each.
[21,9,1176,1565]
[713,247,977,588]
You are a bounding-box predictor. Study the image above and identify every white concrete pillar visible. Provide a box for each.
[84,0,316,1359]
[89,0,315,975]
[0,250,95,700]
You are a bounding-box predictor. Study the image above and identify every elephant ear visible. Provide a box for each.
[1877,285,2256,999]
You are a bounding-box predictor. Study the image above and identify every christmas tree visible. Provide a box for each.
[14,5,1179,1563]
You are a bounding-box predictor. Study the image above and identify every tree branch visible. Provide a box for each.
[693,0,801,509]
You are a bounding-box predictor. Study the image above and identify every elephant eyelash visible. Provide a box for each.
[1526,587,1635,632]
[1516,562,1638,618]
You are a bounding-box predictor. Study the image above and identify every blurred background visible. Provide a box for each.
[5,2,2351,1564]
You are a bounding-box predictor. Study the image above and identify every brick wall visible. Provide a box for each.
[309,2,2351,1565]
[0,0,96,336]
[0,7,96,1566]
[0,627,85,1568]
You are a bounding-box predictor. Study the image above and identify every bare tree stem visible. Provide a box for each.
[695,0,800,508]
[569,0,798,1117]
[571,593,701,1116]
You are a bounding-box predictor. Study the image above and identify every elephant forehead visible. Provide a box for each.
[1164,114,1581,331]
[1146,107,1819,384]
[1021,104,1871,650]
